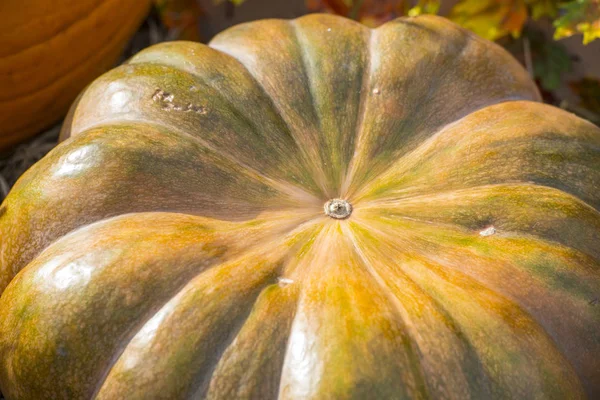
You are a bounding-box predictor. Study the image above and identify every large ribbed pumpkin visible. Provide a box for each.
[1,14,599,400]
[0,0,150,150]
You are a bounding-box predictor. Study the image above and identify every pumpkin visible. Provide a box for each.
[0,0,151,150]
[1,14,600,400]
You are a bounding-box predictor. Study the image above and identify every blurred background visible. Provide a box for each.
[0,0,599,204]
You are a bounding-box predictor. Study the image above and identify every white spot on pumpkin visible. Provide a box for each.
[111,90,131,109]
[372,88,381,95]
[278,277,294,287]
[106,82,134,113]
[479,226,496,237]
[52,261,95,290]
[326,28,332,32]
[55,146,94,177]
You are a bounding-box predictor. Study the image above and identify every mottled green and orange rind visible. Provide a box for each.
[0,13,599,400]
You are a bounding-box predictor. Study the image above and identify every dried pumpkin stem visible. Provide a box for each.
[324,199,353,219]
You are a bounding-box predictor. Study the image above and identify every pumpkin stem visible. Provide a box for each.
[324,199,352,219]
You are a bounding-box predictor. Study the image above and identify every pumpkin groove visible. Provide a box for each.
[1,14,599,400]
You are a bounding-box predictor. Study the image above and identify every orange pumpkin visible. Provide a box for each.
[1,14,599,399]
[0,0,151,150]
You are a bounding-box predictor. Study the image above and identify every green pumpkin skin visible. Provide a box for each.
[1,14,599,400]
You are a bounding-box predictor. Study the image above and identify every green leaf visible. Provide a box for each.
[554,0,600,44]
[523,28,573,90]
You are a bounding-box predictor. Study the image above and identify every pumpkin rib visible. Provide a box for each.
[66,61,326,198]
[404,218,600,302]
[352,101,600,209]
[340,26,373,196]
[288,19,337,197]
[418,15,543,101]
[19,120,300,207]
[0,213,235,399]
[345,221,499,397]
[126,42,317,172]
[354,214,600,389]
[289,16,371,195]
[403,255,585,398]
[358,182,600,261]
[119,54,325,198]
[351,216,599,300]
[93,215,322,399]
[0,123,318,292]
[217,47,332,197]
[341,16,540,197]
[208,40,332,198]
[279,223,431,398]
[103,118,321,203]
[206,283,300,399]
[350,219,589,397]
[343,16,461,189]
[98,267,275,399]
[340,223,433,396]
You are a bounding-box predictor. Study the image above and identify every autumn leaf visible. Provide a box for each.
[408,0,441,16]
[554,0,600,44]
[306,0,408,26]
[154,0,203,41]
[449,0,529,40]
[526,0,560,19]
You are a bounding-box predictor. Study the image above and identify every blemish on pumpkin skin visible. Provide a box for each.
[479,226,496,237]
[277,277,294,287]
[152,89,207,114]
[0,205,6,217]
[372,88,381,95]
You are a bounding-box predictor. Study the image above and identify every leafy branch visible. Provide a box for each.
[308,0,600,44]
